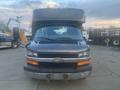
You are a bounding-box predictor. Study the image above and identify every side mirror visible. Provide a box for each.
[82,31,89,42]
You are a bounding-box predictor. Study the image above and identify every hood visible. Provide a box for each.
[27,40,88,53]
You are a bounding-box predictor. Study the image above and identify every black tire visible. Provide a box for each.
[113,40,120,46]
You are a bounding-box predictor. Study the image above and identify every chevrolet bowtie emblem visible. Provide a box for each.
[53,57,62,63]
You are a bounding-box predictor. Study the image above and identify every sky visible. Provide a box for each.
[0,0,120,30]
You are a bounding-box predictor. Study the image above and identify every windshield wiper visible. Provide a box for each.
[55,37,80,41]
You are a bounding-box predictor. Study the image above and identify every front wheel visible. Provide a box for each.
[113,40,120,46]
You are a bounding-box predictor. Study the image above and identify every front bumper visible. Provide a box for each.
[24,70,91,80]
[24,56,92,80]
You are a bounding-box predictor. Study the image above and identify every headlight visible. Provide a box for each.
[27,51,38,57]
[78,51,90,58]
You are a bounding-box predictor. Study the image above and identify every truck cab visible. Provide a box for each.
[24,8,92,80]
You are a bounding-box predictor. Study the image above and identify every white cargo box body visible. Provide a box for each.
[33,8,85,23]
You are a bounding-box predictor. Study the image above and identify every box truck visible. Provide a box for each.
[24,8,92,80]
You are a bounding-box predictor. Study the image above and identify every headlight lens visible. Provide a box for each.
[27,51,38,57]
[78,51,89,58]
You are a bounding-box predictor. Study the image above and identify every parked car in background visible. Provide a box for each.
[0,33,18,48]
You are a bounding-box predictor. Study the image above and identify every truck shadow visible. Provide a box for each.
[29,78,88,88]
[0,47,21,51]
[0,47,13,50]
[109,47,120,51]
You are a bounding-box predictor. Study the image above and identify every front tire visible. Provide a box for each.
[113,40,120,46]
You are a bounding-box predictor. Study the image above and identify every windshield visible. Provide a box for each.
[34,26,84,41]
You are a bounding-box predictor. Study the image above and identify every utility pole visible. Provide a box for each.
[16,16,22,31]
[7,16,22,31]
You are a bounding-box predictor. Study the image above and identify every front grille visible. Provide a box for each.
[38,53,78,58]
[39,62,75,68]
[33,62,77,73]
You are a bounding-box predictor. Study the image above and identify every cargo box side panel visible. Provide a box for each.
[33,8,85,22]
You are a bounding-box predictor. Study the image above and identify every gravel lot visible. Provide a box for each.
[0,45,120,90]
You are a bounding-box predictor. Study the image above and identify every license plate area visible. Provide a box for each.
[47,73,70,80]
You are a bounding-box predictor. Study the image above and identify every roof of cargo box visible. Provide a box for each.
[33,8,85,23]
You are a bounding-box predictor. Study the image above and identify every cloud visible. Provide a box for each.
[65,0,120,19]
[0,0,120,29]
[0,7,13,11]
[40,0,61,8]
[0,0,61,29]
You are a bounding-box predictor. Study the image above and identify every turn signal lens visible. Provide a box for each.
[77,60,90,66]
[27,59,39,65]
